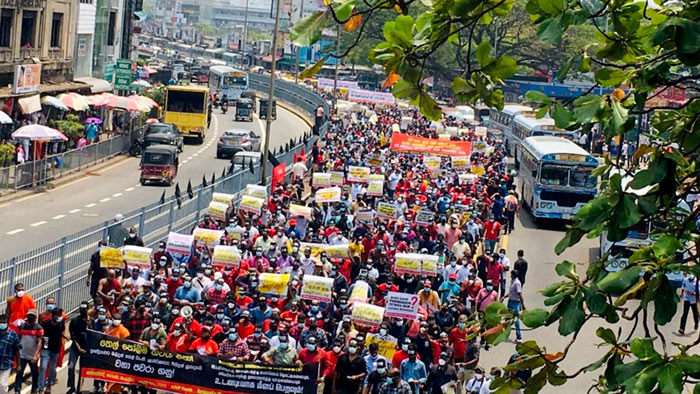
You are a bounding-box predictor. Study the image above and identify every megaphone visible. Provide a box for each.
[180,306,193,318]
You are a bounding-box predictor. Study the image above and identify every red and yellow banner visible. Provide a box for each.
[390,132,472,157]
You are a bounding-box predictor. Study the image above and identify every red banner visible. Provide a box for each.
[271,162,286,190]
[390,133,472,157]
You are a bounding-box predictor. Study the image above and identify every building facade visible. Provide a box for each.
[74,0,96,77]
[92,0,125,79]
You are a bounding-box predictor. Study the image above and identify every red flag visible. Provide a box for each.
[271,162,286,191]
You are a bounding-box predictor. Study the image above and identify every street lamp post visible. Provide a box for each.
[261,0,282,183]
[242,0,250,67]
[294,0,304,84]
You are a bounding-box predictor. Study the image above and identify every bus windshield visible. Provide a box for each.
[224,75,247,86]
[540,164,569,186]
[570,167,597,188]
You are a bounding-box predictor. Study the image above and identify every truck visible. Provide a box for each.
[163,85,210,144]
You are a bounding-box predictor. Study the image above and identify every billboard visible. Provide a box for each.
[12,64,41,94]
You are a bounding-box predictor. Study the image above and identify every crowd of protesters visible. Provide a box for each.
[0,99,534,394]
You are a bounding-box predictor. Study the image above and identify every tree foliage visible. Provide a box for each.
[292,0,700,391]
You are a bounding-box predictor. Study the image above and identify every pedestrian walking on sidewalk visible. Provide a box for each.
[15,309,42,394]
[678,274,699,335]
[0,314,20,394]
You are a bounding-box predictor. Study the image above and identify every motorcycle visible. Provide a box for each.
[221,101,228,114]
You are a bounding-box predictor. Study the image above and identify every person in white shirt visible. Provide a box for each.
[192,270,212,292]
[291,158,307,182]
[498,249,511,298]
[465,367,485,394]
[479,367,501,394]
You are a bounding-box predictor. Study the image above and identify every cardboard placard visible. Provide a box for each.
[122,246,152,269]
[258,273,291,296]
[212,245,241,269]
[351,303,385,327]
[207,201,229,221]
[193,228,224,247]
[315,187,342,203]
[239,195,265,215]
[301,275,334,303]
[312,172,331,188]
[166,232,194,256]
[347,166,370,183]
[100,247,125,268]
[385,291,420,320]
[376,202,398,220]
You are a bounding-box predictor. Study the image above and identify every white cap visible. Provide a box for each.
[114,213,124,221]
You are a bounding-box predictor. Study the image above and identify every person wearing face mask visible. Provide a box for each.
[418,281,440,311]
[438,273,462,305]
[245,325,271,361]
[451,236,471,260]
[189,326,219,356]
[249,296,272,325]
[465,366,486,394]
[217,327,250,361]
[298,336,323,366]
[317,338,343,393]
[262,334,298,365]
[174,275,201,307]
[125,300,152,341]
[363,343,387,386]
[7,283,36,333]
[140,317,167,351]
[375,323,396,343]
[336,338,367,394]
[165,323,191,353]
[15,309,42,394]
[205,278,229,307]
[364,357,389,394]
[123,227,144,247]
[474,280,499,313]
[192,268,212,293]
[413,322,440,367]
[399,344,427,394]
[425,354,458,394]
[87,241,108,299]
[0,314,20,394]
[378,368,412,394]
[478,367,502,394]
[38,308,65,394]
[38,297,58,324]
[299,317,327,349]
[391,338,418,369]
[152,242,173,270]
[90,306,110,333]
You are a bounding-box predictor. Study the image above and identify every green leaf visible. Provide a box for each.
[676,355,700,374]
[654,275,678,326]
[650,18,700,66]
[586,291,608,314]
[476,41,493,67]
[610,99,629,132]
[503,354,546,372]
[587,354,612,372]
[299,55,330,79]
[573,95,604,123]
[596,327,616,344]
[538,16,564,44]
[551,103,577,129]
[597,267,642,296]
[658,364,683,394]
[617,195,642,228]
[695,384,700,394]
[333,0,356,21]
[451,77,470,93]
[538,0,564,15]
[595,68,629,86]
[392,80,420,99]
[291,11,329,47]
[394,15,414,35]
[526,90,553,105]
[614,360,646,386]
[416,91,442,120]
[558,290,586,336]
[555,261,579,281]
[626,364,661,394]
[540,281,569,297]
[516,340,541,356]
[557,54,578,80]
[520,308,549,328]
[653,235,682,258]
[484,56,517,80]
[555,228,584,255]
[629,337,661,362]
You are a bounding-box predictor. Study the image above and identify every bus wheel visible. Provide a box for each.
[196,135,204,144]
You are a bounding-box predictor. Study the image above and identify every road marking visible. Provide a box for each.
[85,203,96,208]
[0,203,11,208]
[501,234,509,250]
[112,192,123,197]
[187,156,193,160]
[6,229,23,235]
[68,208,81,214]
[52,214,66,220]
[30,221,47,227]
[193,153,199,157]
[125,187,135,192]
[49,156,134,193]
[99,197,111,202]
[182,160,189,164]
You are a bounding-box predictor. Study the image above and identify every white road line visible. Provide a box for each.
[52,214,66,220]
[6,229,23,235]
[193,153,199,157]
[187,156,193,160]
[85,203,97,208]
[125,187,135,192]
[182,160,189,164]
[30,221,47,227]
[68,208,82,214]
[112,192,123,197]
[100,197,111,202]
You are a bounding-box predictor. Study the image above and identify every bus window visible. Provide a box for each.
[540,164,568,186]
[569,167,596,188]
[224,75,247,86]
[627,220,651,239]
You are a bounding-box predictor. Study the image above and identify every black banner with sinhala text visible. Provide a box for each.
[80,330,318,394]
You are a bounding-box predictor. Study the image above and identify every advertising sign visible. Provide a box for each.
[347,89,397,106]
[115,59,133,90]
[12,64,41,94]
[239,195,264,215]
[258,273,290,296]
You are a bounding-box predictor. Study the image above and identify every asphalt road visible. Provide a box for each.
[0,106,310,262]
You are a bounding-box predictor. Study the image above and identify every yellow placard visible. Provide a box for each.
[212,245,241,269]
[421,255,439,276]
[471,165,485,176]
[239,195,264,215]
[475,126,487,136]
[246,184,268,199]
[208,201,229,221]
[258,273,290,296]
[300,242,326,257]
[122,246,152,269]
[347,166,370,183]
[100,247,124,268]
[301,275,334,303]
[367,156,384,167]
[376,202,397,220]
[312,172,332,188]
[325,244,349,259]
[369,174,385,182]
[315,187,342,203]
[212,192,235,206]
[330,171,344,186]
[365,334,397,359]
[423,156,441,169]
[349,281,369,304]
[351,303,385,327]
[367,180,384,197]
[394,253,422,275]
[452,156,469,169]
[289,204,313,218]
[192,228,223,247]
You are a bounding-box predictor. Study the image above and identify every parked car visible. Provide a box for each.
[142,123,184,152]
[216,128,261,159]
[227,151,262,173]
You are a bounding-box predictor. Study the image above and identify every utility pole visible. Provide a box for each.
[261,0,282,183]
[242,0,250,67]
[294,0,304,84]
[332,23,340,115]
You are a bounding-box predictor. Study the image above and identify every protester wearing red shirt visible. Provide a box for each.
[166,323,192,353]
[318,339,343,391]
[449,315,470,362]
[236,311,255,339]
[189,326,219,355]
[298,337,323,364]
[483,216,502,254]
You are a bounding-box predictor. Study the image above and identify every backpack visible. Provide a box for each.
[506,197,517,212]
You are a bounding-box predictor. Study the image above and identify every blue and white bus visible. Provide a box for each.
[511,111,580,162]
[208,65,249,102]
[489,104,532,154]
[518,136,598,220]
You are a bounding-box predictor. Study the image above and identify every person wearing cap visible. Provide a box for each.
[336,316,358,345]
[461,274,483,313]
[335,338,367,394]
[189,326,219,356]
[205,278,229,307]
[363,342,387,385]
[365,357,389,394]
[474,280,499,313]
[218,327,250,361]
[464,366,486,393]
[262,334,298,366]
[125,300,151,341]
[418,281,439,312]
[414,321,440,368]
[165,323,190,353]
[299,316,327,349]
[38,308,65,394]
[318,337,343,393]
[245,325,270,361]
[139,316,167,351]
[437,273,461,304]
[15,309,42,394]
[298,336,323,365]
[90,306,110,333]
[153,242,173,270]
[174,275,201,307]
[192,267,213,293]
[399,344,427,394]
[378,367,411,394]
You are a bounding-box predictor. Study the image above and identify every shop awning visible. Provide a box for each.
[261,54,283,62]
[18,94,41,114]
[74,77,113,93]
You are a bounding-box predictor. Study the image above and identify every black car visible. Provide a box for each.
[142,123,184,152]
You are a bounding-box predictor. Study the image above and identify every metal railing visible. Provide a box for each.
[1,79,328,315]
[4,134,130,191]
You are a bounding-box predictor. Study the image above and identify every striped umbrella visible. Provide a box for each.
[130,95,159,109]
[57,93,90,111]
[105,96,147,112]
[86,92,116,107]
[40,96,69,111]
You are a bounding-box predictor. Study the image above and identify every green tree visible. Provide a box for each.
[292,0,700,392]
[196,22,220,37]
[50,114,84,140]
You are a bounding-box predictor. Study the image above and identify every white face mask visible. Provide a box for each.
[15,291,25,298]
[475,374,483,380]
[438,359,446,366]
[113,320,121,326]
[129,233,136,238]
[174,330,181,336]
[151,323,159,330]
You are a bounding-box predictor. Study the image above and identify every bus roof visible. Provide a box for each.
[166,85,209,93]
[210,65,245,74]
[513,113,556,130]
[502,104,533,116]
[522,136,597,164]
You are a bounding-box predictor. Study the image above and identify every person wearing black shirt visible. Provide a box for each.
[87,241,108,299]
[335,338,367,394]
[365,358,389,394]
[123,227,145,247]
[426,354,459,394]
[39,309,65,394]
[513,250,528,286]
